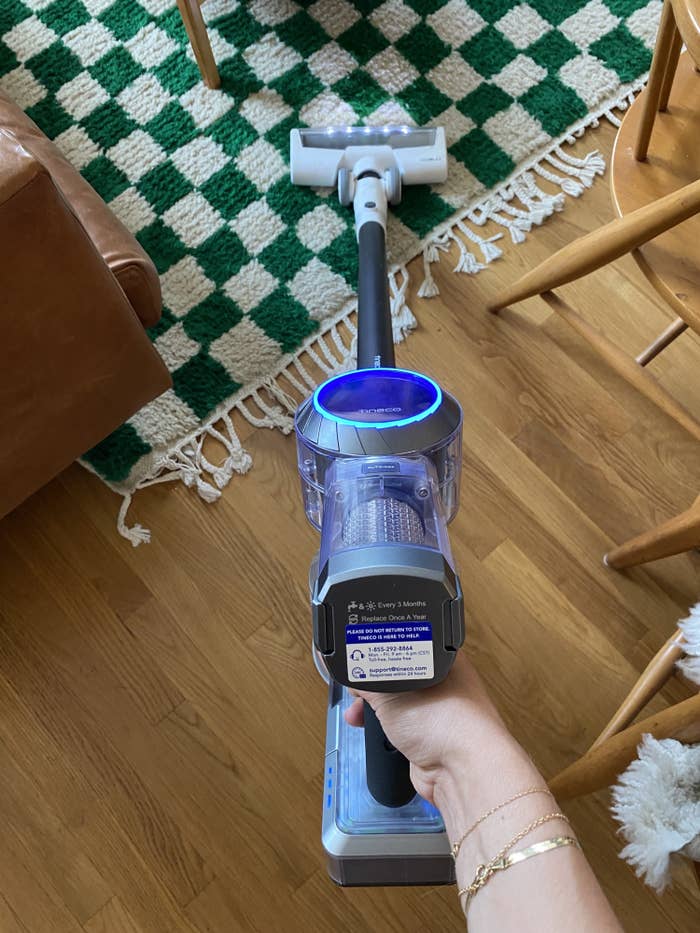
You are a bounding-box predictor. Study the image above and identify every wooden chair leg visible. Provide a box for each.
[486,178,700,313]
[590,628,685,750]
[541,292,700,443]
[549,693,700,801]
[659,21,683,111]
[635,316,688,365]
[635,0,678,160]
[176,0,220,89]
[604,497,700,569]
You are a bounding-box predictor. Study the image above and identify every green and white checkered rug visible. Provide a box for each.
[0,0,659,542]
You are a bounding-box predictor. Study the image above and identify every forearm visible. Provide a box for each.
[434,735,623,932]
[357,652,623,930]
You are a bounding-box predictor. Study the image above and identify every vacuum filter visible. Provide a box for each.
[342,496,425,547]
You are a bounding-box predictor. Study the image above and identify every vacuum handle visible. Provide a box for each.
[357,221,395,369]
[363,701,415,808]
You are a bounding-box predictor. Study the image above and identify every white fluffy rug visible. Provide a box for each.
[610,602,700,892]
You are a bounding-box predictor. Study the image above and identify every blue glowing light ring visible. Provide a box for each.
[312,368,442,429]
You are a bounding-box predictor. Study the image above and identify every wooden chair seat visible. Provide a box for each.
[612,51,700,333]
[672,0,700,64]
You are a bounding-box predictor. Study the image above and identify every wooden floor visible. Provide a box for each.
[1,120,699,933]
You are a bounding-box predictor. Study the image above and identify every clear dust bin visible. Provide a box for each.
[295,368,463,531]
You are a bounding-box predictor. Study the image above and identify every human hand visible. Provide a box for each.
[345,651,522,805]
[346,654,623,933]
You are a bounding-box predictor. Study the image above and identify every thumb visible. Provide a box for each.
[343,697,365,727]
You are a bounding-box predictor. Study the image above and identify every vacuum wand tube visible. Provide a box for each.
[355,172,395,370]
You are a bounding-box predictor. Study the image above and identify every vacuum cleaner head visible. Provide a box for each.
[290,125,447,205]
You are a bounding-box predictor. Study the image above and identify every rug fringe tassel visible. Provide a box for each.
[114,317,356,546]
[116,407,255,545]
[117,493,151,547]
[415,146,603,295]
[389,265,417,342]
[113,79,646,545]
[415,133,609,296]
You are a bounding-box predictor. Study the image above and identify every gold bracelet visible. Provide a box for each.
[457,811,573,908]
[457,835,580,908]
[451,786,551,862]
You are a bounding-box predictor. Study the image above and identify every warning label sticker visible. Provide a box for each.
[345,621,434,683]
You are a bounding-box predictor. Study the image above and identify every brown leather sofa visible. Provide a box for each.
[0,90,171,519]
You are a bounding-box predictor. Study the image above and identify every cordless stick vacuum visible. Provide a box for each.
[291,126,465,886]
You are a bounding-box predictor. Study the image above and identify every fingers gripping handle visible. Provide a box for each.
[363,701,416,808]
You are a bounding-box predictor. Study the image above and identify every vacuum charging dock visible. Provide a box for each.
[323,682,454,886]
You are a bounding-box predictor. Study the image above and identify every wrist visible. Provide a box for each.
[433,729,546,844]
